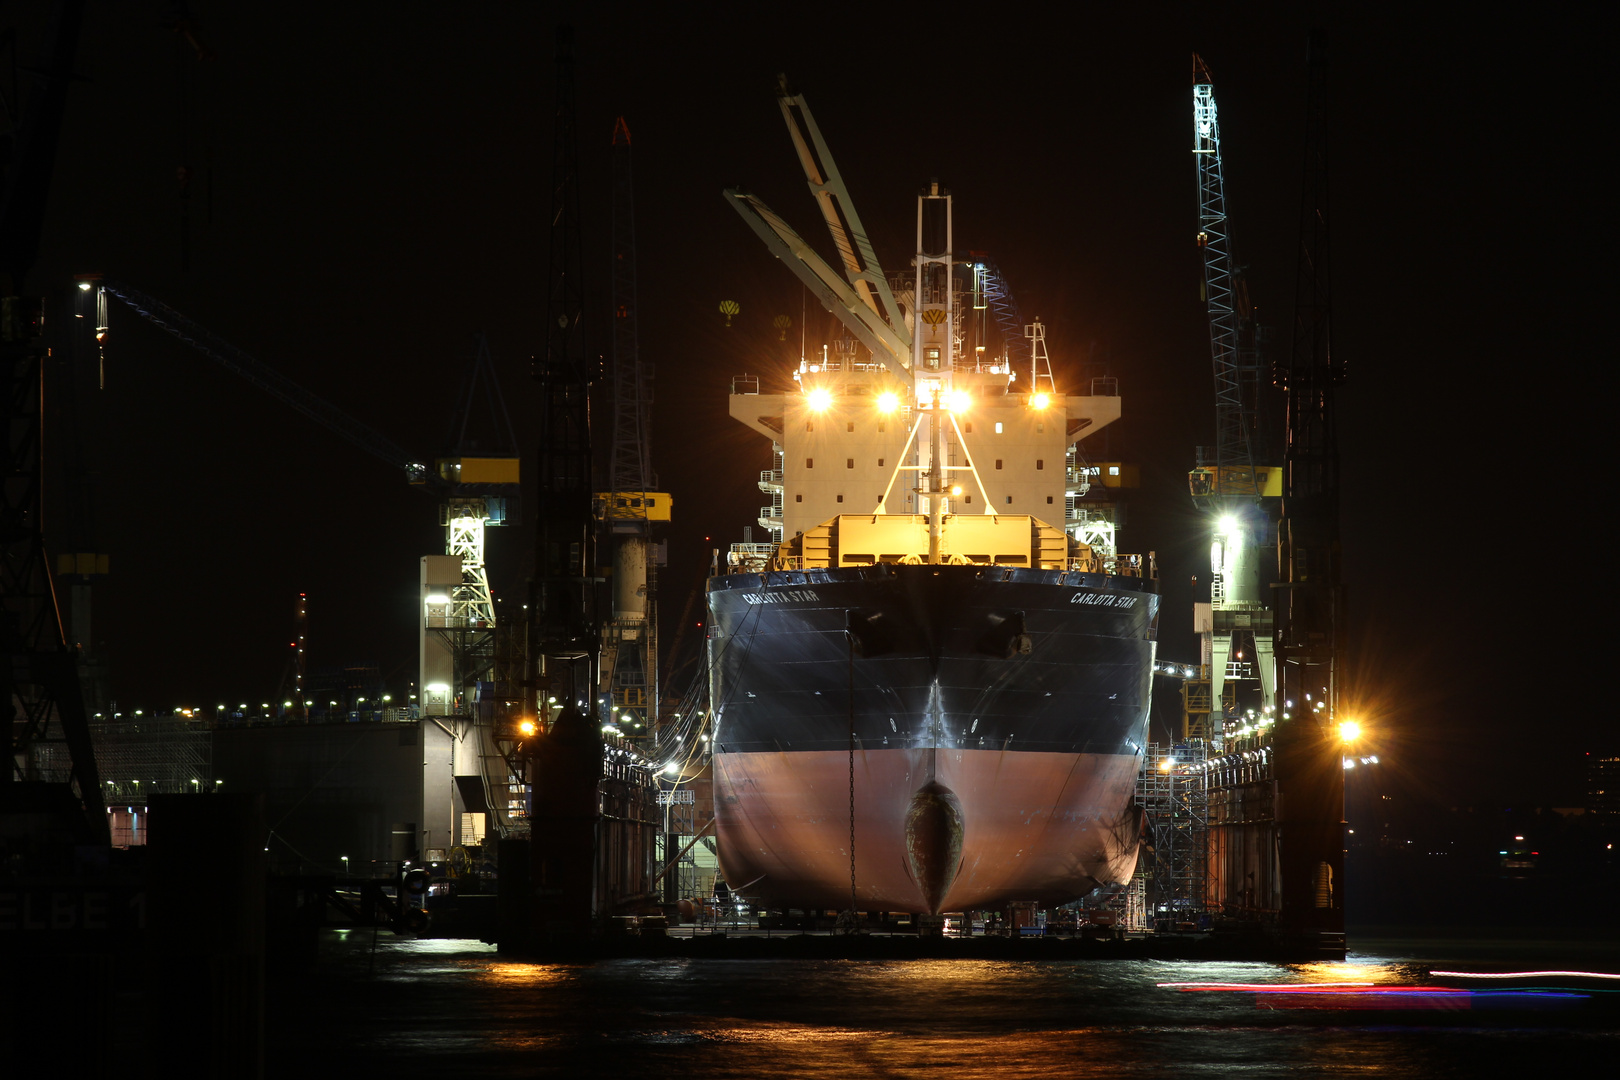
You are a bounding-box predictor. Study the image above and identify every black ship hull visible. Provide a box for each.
[707,564,1159,913]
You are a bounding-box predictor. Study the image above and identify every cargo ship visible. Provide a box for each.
[707,85,1158,915]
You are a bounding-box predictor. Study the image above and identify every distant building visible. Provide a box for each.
[1586,753,1620,818]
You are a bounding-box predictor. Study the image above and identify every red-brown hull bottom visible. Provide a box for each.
[713,748,1142,913]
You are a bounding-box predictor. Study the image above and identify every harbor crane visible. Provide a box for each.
[597,117,671,743]
[1195,38,1348,953]
[1,0,107,842]
[1187,55,1281,740]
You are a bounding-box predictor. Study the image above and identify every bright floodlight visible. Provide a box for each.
[806,386,833,411]
[77,281,92,292]
[425,593,450,605]
[944,389,972,412]
[518,719,537,737]
[1338,719,1363,742]
[950,485,963,497]
[876,390,900,413]
[1217,514,1238,536]
[1031,392,1051,410]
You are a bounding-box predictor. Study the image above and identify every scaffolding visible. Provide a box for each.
[85,716,212,802]
[1133,741,1210,928]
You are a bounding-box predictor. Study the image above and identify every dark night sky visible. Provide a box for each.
[16,4,1606,809]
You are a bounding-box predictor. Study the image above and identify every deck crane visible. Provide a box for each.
[1187,55,1281,740]
[729,79,1119,568]
[725,78,912,383]
[80,278,520,695]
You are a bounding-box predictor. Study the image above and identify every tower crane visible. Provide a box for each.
[1187,55,1281,741]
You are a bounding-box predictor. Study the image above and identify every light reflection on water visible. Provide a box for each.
[267,933,1617,1078]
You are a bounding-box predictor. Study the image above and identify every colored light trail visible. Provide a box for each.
[1429,970,1620,980]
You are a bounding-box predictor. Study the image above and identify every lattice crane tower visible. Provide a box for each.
[1188,55,1280,741]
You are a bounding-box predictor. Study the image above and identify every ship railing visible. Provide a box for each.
[758,469,783,489]
[727,543,778,572]
[1069,552,1152,578]
[731,374,760,395]
[757,504,782,520]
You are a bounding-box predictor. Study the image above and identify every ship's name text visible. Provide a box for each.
[1070,592,1137,608]
[740,589,821,605]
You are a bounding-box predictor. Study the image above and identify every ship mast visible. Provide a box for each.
[915,182,952,564]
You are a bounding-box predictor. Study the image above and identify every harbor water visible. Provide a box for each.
[267,929,1618,1077]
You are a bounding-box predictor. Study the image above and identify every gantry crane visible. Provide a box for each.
[1187,55,1281,741]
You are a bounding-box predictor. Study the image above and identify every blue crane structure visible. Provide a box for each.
[1194,39,1347,957]
[1186,56,1282,746]
[1191,55,1271,502]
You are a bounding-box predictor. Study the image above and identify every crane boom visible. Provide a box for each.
[774,76,908,338]
[1193,55,1263,499]
[94,279,431,486]
[723,188,911,379]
